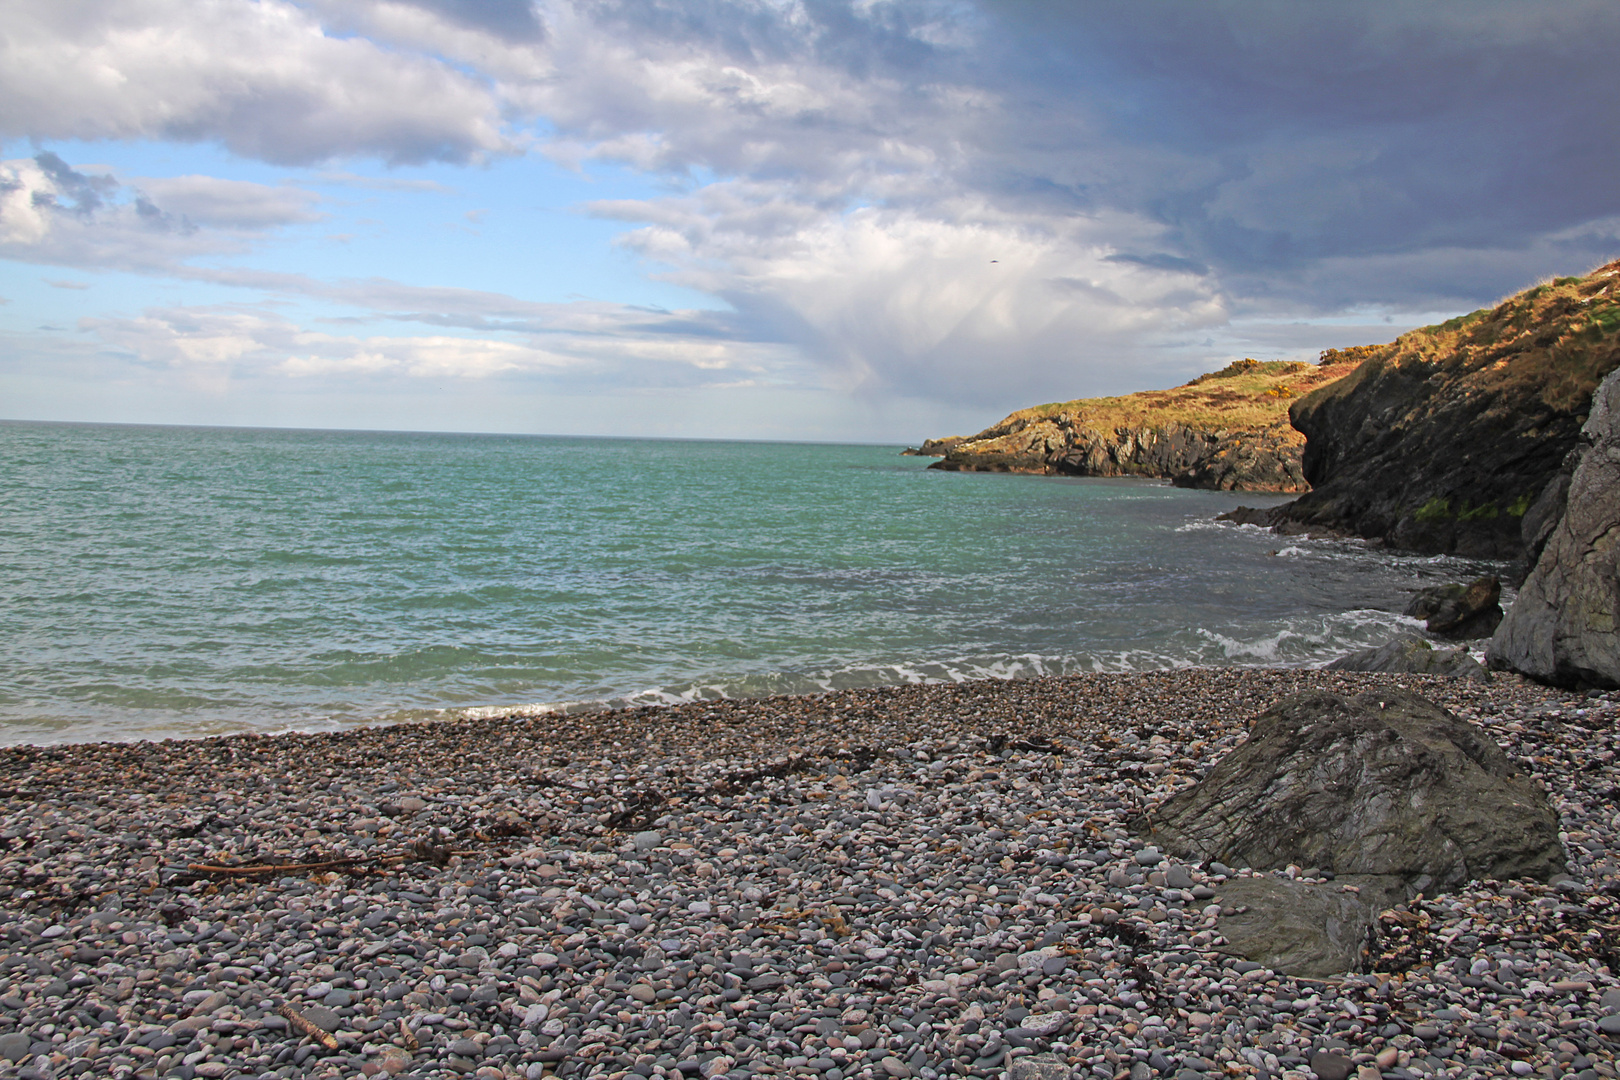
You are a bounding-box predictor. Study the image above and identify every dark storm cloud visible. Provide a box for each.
[979,1,1620,288]
[1104,253,1208,276]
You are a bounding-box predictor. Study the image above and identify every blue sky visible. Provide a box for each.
[4,1,1620,443]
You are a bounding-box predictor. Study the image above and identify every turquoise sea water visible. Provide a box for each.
[0,421,1505,745]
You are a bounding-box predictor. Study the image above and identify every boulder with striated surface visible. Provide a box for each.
[1134,690,1563,975]
[1489,366,1620,688]
[1136,690,1563,891]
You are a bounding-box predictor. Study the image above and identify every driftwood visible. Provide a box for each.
[278,1003,339,1050]
[398,1017,419,1051]
[187,855,404,877]
[178,840,478,882]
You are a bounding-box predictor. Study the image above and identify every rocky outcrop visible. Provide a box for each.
[1136,690,1563,891]
[1323,636,1488,681]
[1168,419,1311,492]
[929,417,1226,477]
[1405,577,1503,639]
[900,436,966,457]
[923,359,1359,491]
[1488,367,1620,688]
[1134,689,1564,974]
[1254,264,1620,558]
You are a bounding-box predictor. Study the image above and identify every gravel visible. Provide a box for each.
[0,667,1614,1080]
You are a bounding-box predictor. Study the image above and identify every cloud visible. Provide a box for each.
[77,297,807,392]
[1105,253,1209,276]
[0,0,514,164]
[9,0,1620,421]
[0,153,323,273]
[45,279,91,290]
[133,176,323,229]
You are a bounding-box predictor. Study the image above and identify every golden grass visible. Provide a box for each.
[1007,357,1362,433]
[1294,258,1620,420]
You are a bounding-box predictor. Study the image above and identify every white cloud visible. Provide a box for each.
[77,299,807,392]
[134,175,323,229]
[0,154,311,273]
[599,184,1226,402]
[0,0,514,164]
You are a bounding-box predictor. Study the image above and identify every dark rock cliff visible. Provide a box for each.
[1246,264,1620,559]
[1488,367,1620,688]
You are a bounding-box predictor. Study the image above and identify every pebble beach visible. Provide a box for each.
[0,669,1616,1080]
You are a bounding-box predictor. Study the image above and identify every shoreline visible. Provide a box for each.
[0,668,1614,1080]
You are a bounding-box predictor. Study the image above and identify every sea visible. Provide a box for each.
[0,421,1509,746]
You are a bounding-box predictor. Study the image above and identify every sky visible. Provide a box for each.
[3,1,1620,444]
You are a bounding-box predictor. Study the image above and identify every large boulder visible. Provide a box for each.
[1323,636,1487,681]
[1488,367,1620,688]
[1135,690,1563,975]
[1406,577,1503,639]
[1136,690,1563,892]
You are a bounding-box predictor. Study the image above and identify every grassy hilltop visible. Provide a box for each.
[920,355,1365,490]
[1010,355,1366,431]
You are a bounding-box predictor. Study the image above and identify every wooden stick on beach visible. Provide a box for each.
[278,1003,339,1050]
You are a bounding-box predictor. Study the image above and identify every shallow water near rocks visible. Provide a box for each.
[0,420,1506,744]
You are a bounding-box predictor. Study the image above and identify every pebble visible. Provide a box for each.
[0,668,1612,1080]
[1309,1049,1353,1080]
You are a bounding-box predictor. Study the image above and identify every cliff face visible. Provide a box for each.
[1267,263,1620,559]
[1488,367,1620,688]
[922,358,1359,492]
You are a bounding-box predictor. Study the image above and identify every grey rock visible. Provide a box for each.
[1165,865,1195,889]
[1309,1050,1354,1080]
[1406,577,1504,639]
[1490,367,1620,688]
[634,831,663,853]
[1007,1054,1071,1080]
[299,1005,340,1033]
[188,990,229,1016]
[323,988,353,1008]
[1324,635,1487,681]
[1602,988,1620,1010]
[449,1036,483,1057]
[1134,848,1162,866]
[1137,690,1564,893]
[0,1033,29,1063]
[1597,1014,1620,1036]
[1212,874,1407,978]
